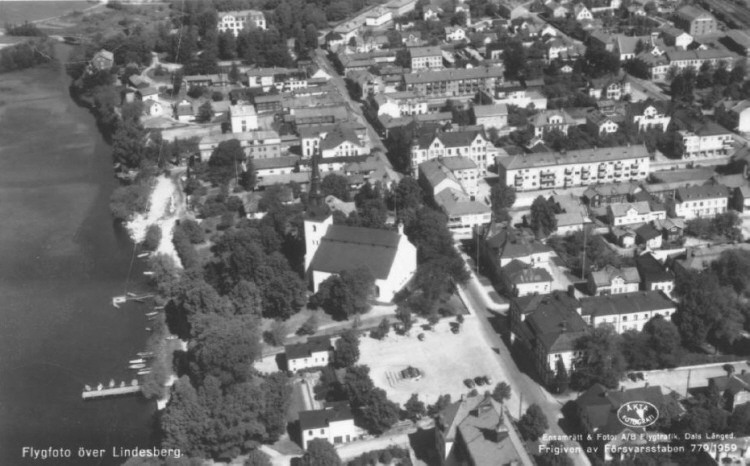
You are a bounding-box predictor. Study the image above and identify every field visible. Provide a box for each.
[358,316,521,409]
[0,1,94,25]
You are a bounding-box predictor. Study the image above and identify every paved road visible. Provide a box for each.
[458,269,592,466]
[313,49,386,153]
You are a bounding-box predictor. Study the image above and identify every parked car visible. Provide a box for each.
[474,376,485,386]
[464,378,475,388]
[418,333,425,341]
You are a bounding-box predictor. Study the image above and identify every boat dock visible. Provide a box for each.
[82,380,141,400]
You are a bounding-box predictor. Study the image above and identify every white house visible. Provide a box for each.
[174,100,194,123]
[580,291,676,333]
[320,126,368,158]
[410,129,494,176]
[473,104,508,131]
[229,104,259,133]
[145,100,164,117]
[678,122,735,159]
[671,185,729,219]
[217,10,266,36]
[573,4,594,21]
[588,265,640,296]
[530,109,576,137]
[423,5,441,20]
[502,259,553,297]
[607,201,666,226]
[636,253,675,298]
[410,46,443,70]
[299,401,357,449]
[365,6,393,26]
[587,110,619,135]
[285,336,333,372]
[445,26,466,42]
[305,214,417,302]
[633,104,671,132]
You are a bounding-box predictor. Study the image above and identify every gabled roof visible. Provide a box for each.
[299,401,353,430]
[524,293,588,353]
[708,373,750,396]
[320,126,362,151]
[530,109,576,127]
[676,4,713,21]
[583,182,641,200]
[608,201,652,218]
[635,222,661,241]
[94,49,113,60]
[590,265,640,287]
[309,225,404,279]
[410,45,443,58]
[581,290,675,318]
[416,130,485,150]
[502,259,553,284]
[676,184,729,202]
[285,336,332,360]
[473,104,509,118]
[434,189,491,216]
[635,253,674,283]
[576,383,669,435]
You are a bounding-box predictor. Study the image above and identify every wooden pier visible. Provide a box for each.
[82,380,141,400]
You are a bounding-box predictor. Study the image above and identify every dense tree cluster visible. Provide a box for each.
[572,325,627,389]
[547,228,632,278]
[0,39,54,73]
[4,22,45,37]
[528,196,558,237]
[622,316,683,370]
[517,404,549,441]
[314,267,375,320]
[684,211,742,242]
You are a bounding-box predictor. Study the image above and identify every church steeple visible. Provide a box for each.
[309,149,323,206]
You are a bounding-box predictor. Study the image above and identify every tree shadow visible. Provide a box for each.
[408,427,438,465]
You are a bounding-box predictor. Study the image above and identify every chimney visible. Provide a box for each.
[397,222,405,235]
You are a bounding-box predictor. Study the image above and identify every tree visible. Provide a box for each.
[297,314,319,335]
[572,325,627,390]
[110,182,151,221]
[529,196,558,237]
[427,394,452,417]
[491,382,512,404]
[372,317,390,339]
[553,358,570,393]
[517,404,549,441]
[144,224,162,251]
[404,393,426,421]
[160,376,209,457]
[315,267,375,320]
[245,449,272,466]
[320,173,350,201]
[393,176,423,212]
[729,403,750,436]
[302,439,342,466]
[112,119,146,168]
[178,219,206,244]
[206,139,245,186]
[334,329,360,368]
[490,184,516,220]
[396,306,413,332]
[196,101,214,123]
[712,249,750,296]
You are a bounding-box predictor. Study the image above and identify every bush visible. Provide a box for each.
[264,321,287,346]
[211,91,224,101]
[178,219,205,244]
[172,225,199,269]
[297,314,319,336]
[187,86,206,99]
[110,182,151,222]
[143,224,162,251]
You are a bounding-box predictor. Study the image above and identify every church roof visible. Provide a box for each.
[309,225,402,279]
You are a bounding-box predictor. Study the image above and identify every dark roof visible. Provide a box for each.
[635,253,674,283]
[580,291,675,318]
[518,291,587,353]
[635,223,661,241]
[708,373,750,396]
[285,336,332,360]
[676,184,729,202]
[502,259,553,284]
[309,225,402,279]
[576,383,668,435]
[417,129,485,149]
[299,401,353,429]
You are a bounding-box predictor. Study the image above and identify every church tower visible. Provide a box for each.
[304,150,333,271]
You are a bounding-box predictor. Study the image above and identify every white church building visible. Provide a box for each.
[304,213,417,303]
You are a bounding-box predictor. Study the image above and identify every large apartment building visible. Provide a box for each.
[403,66,504,98]
[670,185,729,219]
[496,145,650,192]
[410,46,443,70]
[674,5,717,36]
[410,129,496,175]
[217,10,266,36]
[677,121,734,159]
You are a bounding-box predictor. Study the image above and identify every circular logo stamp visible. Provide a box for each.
[617,401,659,428]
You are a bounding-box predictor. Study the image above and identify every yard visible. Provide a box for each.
[358,316,521,410]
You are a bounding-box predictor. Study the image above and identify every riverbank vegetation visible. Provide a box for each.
[0,39,55,73]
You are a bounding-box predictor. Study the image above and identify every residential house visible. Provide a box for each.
[587,75,631,101]
[615,35,651,61]
[410,46,443,69]
[677,121,735,159]
[365,6,393,26]
[373,91,428,118]
[387,0,417,17]
[419,156,480,197]
[320,125,368,159]
[402,66,505,98]
[652,217,685,242]
[410,129,495,175]
[612,227,636,248]
[546,38,570,61]
[707,373,750,411]
[91,49,114,71]
[546,2,569,18]
[635,223,663,249]
[472,104,508,131]
[573,4,594,21]
[675,5,717,36]
[229,104,259,133]
[670,185,729,219]
[433,189,493,237]
[607,201,666,226]
[285,336,333,372]
[724,29,750,56]
[529,109,576,138]
[502,259,553,297]
[550,193,592,234]
[199,130,282,161]
[174,100,194,122]
[435,394,534,466]
[477,222,554,270]
[587,110,619,135]
[588,265,641,296]
[673,244,750,274]
[582,182,641,207]
[494,79,548,109]
[635,253,675,296]
[304,213,417,302]
[574,384,679,461]
[217,10,266,36]
[497,146,650,191]
[632,103,671,132]
[665,46,738,75]
[299,123,365,158]
[144,100,164,117]
[581,290,675,332]
[299,401,357,449]
[509,290,588,384]
[661,26,693,49]
[445,26,467,42]
[423,5,441,20]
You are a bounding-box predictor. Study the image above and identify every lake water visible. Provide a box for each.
[0,1,94,25]
[0,44,157,464]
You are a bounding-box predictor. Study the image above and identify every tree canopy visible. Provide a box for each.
[572,325,627,390]
[529,196,558,237]
[315,267,375,320]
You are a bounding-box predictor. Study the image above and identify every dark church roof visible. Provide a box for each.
[309,225,401,279]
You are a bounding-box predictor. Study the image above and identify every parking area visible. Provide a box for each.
[620,361,750,397]
[358,316,520,409]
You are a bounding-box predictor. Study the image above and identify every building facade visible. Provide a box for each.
[218,10,266,36]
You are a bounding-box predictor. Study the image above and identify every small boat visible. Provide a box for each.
[137,351,154,358]
[166,335,177,340]
[120,381,126,388]
[153,305,165,310]
[84,385,92,391]
[145,327,152,331]
[129,363,146,370]
[145,312,158,318]
[137,369,152,375]
[143,271,154,276]
[112,296,126,308]
[129,358,145,364]
[137,252,150,258]
[127,292,137,297]
[97,383,103,391]
[108,379,115,388]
